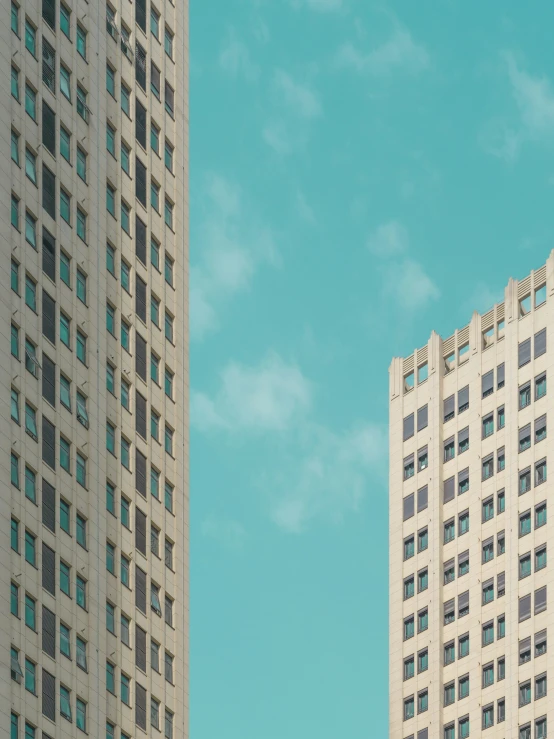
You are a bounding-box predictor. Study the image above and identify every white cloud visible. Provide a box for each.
[201,518,246,549]
[191,352,312,433]
[273,70,322,119]
[190,174,279,341]
[506,53,554,136]
[336,28,429,76]
[262,120,294,155]
[219,27,260,81]
[193,352,386,533]
[463,282,503,317]
[381,258,440,311]
[269,422,387,533]
[290,0,344,12]
[367,220,408,257]
[478,118,521,163]
[295,190,316,224]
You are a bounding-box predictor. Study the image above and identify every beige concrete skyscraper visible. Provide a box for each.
[2,0,188,736]
[389,255,553,739]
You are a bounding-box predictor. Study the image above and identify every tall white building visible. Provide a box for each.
[3,0,188,735]
[390,255,553,739]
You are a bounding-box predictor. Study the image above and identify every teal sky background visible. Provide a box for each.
[190,2,554,736]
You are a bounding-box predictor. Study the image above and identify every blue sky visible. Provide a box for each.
[190,1,554,736]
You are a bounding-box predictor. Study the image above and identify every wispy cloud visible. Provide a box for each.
[219,27,260,81]
[295,190,316,224]
[462,282,504,317]
[506,53,554,136]
[273,70,322,119]
[191,352,312,433]
[366,221,439,311]
[290,0,344,13]
[482,54,554,162]
[336,27,429,77]
[367,220,408,257]
[201,518,246,549]
[193,352,385,533]
[263,70,322,154]
[190,174,279,341]
[268,422,387,533]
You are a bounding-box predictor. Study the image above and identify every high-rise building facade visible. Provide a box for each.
[389,255,553,739]
[3,0,188,735]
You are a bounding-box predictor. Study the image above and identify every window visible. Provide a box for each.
[151,410,160,441]
[60,499,70,533]
[165,482,174,512]
[106,243,116,275]
[11,66,19,101]
[165,198,174,228]
[482,497,494,522]
[520,510,531,536]
[497,531,505,554]
[165,425,174,455]
[520,467,531,494]
[60,685,72,720]
[75,147,87,182]
[106,303,116,335]
[417,445,427,470]
[482,621,494,646]
[482,539,494,563]
[403,696,414,721]
[60,561,71,595]
[459,633,469,658]
[121,83,131,117]
[482,454,494,480]
[535,458,547,485]
[444,560,455,584]
[404,536,415,561]
[152,238,161,269]
[458,511,469,535]
[25,275,36,311]
[165,652,174,683]
[11,388,19,423]
[60,189,71,224]
[444,641,455,665]
[418,569,428,593]
[482,705,493,730]
[121,555,130,587]
[121,614,130,646]
[520,381,531,409]
[483,413,494,439]
[497,447,505,471]
[24,658,36,694]
[59,64,71,100]
[458,550,469,577]
[60,126,71,162]
[121,497,130,528]
[107,364,116,394]
[536,719,547,739]
[483,663,494,687]
[11,453,19,488]
[24,594,36,629]
[24,530,36,566]
[165,26,174,57]
[165,311,174,341]
[77,85,89,121]
[106,601,116,633]
[11,2,19,34]
[536,630,547,657]
[536,372,547,399]
[25,212,37,248]
[107,183,116,216]
[121,437,131,469]
[25,148,37,184]
[106,64,116,97]
[25,83,36,120]
[165,81,175,116]
[60,623,71,657]
[60,312,71,347]
[76,514,86,548]
[404,576,414,600]
[151,698,161,729]
[520,680,531,706]
[161,138,174,176]
[106,542,116,574]
[77,331,87,364]
[536,545,547,571]
[121,674,130,705]
[520,726,531,739]
[444,519,455,544]
[535,414,547,442]
[151,353,160,382]
[76,269,87,303]
[444,437,455,461]
[121,141,130,173]
[152,641,161,672]
[76,453,87,487]
[106,662,116,694]
[76,698,87,731]
[59,3,70,35]
[106,422,116,455]
[417,690,428,714]
[77,24,87,58]
[403,455,414,480]
[482,580,494,604]
[121,379,130,410]
[536,502,547,527]
[11,582,18,616]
